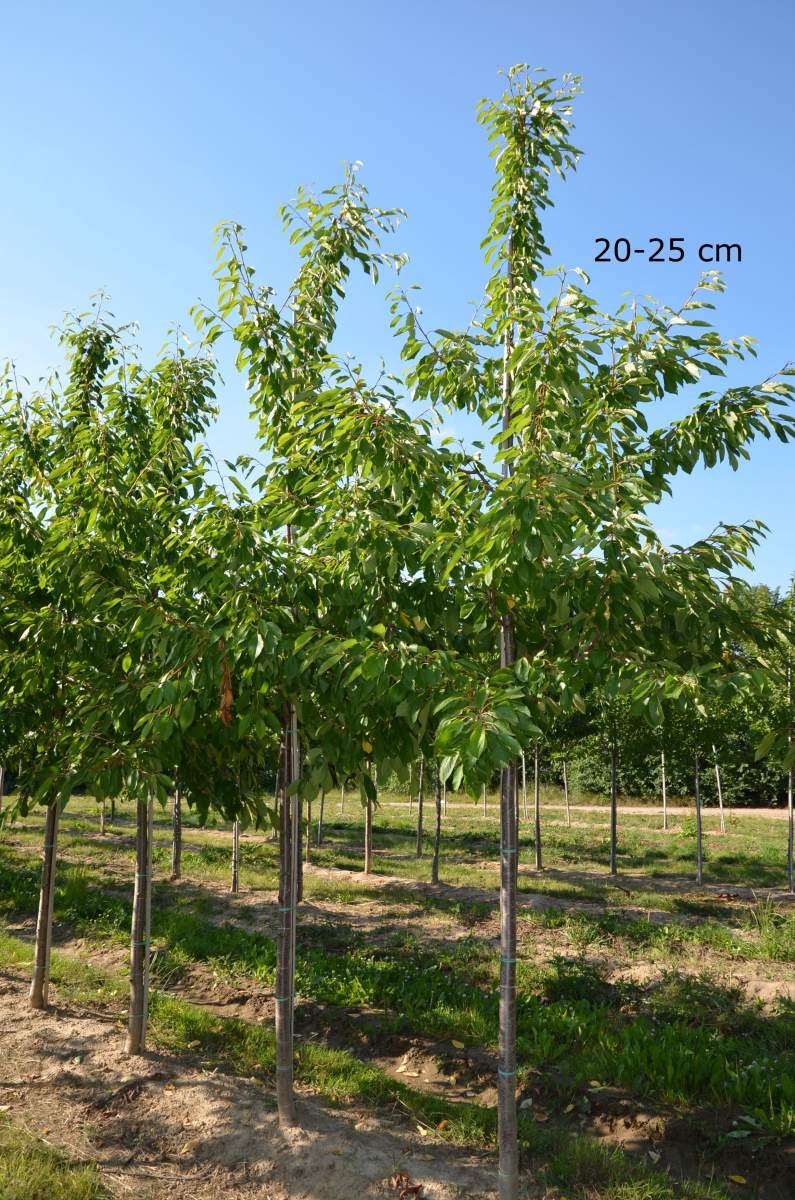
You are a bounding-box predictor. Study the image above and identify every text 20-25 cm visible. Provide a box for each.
[595,237,742,263]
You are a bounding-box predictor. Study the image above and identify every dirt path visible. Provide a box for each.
[0,966,501,1200]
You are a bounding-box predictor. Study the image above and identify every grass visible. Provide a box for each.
[3,792,794,1198]
[1,846,793,1137]
[0,925,733,1200]
[0,1117,107,1200]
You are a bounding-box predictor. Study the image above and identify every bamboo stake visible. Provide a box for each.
[533,747,542,870]
[316,788,325,847]
[609,742,618,876]
[99,799,106,836]
[695,754,703,886]
[712,743,726,834]
[415,759,425,858]
[661,749,668,832]
[562,761,571,827]
[521,751,528,821]
[431,767,442,884]
[170,784,182,881]
[339,780,346,814]
[364,791,373,874]
[29,803,60,1010]
[305,797,312,865]
[125,794,154,1054]
[231,818,241,893]
[442,777,447,817]
[275,698,300,1127]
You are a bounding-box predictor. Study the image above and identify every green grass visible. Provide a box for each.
[0,926,733,1200]
[1,846,792,1138]
[0,1117,106,1200]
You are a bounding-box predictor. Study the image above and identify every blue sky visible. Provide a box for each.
[3,1,793,587]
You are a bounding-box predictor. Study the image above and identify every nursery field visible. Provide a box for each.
[1,790,793,1200]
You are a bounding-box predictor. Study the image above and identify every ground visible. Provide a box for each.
[0,786,793,1199]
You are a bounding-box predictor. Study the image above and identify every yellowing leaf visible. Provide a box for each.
[451,1040,465,1049]
[506,597,516,609]
[729,1178,747,1187]
[564,1103,575,1113]
[412,615,425,631]
[362,740,373,754]
[416,1124,428,1136]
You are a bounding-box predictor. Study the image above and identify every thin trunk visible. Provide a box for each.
[99,799,106,836]
[110,796,116,824]
[483,781,487,817]
[275,699,301,1127]
[339,780,346,814]
[316,788,325,848]
[661,749,668,832]
[609,743,618,876]
[533,747,542,870]
[712,743,726,834]
[29,803,60,1010]
[431,768,442,884]
[521,750,528,821]
[126,794,154,1054]
[695,754,703,886]
[364,792,373,874]
[0,764,5,814]
[408,762,414,813]
[562,761,571,827]
[170,785,182,881]
[415,759,425,858]
[231,818,240,893]
[442,778,447,817]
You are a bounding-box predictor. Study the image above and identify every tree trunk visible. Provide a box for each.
[29,803,60,1010]
[110,796,116,823]
[364,792,373,874]
[231,817,241,893]
[442,777,447,817]
[339,780,346,814]
[562,761,571,827]
[408,762,414,813]
[609,743,618,876]
[431,768,442,884]
[170,785,182,881]
[316,788,325,848]
[99,799,106,836]
[125,795,154,1054]
[415,759,425,858]
[694,754,703,886]
[498,630,518,1200]
[521,751,528,821]
[712,743,726,834]
[661,749,668,832]
[0,764,5,815]
[275,703,300,1127]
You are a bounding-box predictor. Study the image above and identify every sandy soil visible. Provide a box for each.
[0,966,502,1200]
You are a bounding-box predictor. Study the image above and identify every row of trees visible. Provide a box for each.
[2,66,794,1199]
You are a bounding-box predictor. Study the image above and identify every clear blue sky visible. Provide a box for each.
[3,1,793,587]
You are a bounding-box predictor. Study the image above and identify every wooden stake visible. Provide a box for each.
[661,749,668,832]
[562,760,571,827]
[364,790,373,874]
[712,743,726,834]
[316,788,325,848]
